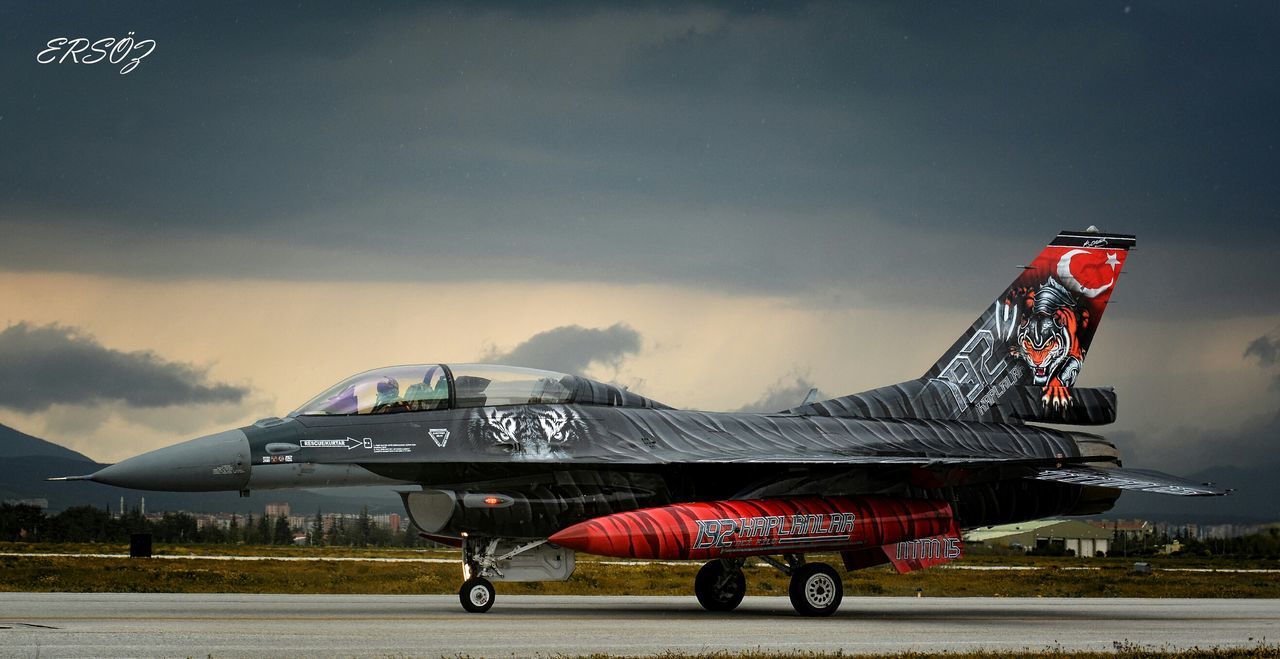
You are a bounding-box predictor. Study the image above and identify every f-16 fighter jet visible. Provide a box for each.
[61,228,1226,616]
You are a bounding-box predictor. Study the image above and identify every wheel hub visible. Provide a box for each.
[805,573,836,607]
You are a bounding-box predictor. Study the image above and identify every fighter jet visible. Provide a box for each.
[60,229,1226,616]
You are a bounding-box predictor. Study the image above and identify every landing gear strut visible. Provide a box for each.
[694,559,747,611]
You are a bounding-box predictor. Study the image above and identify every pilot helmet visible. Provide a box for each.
[375,376,400,405]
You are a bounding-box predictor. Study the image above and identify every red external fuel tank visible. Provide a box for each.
[548,496,959,561]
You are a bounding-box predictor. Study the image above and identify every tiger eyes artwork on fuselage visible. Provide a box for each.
[468,406,587,460]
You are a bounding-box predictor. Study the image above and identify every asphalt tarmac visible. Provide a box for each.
[1,593,1277,657]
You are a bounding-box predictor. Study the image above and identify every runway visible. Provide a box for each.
[1,593,1277,657]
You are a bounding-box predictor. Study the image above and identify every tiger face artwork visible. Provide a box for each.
[1009,278,1086,409]
[468,406,587,460]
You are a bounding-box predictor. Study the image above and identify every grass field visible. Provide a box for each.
[573,648,1280,659]
[2,542,1278,598]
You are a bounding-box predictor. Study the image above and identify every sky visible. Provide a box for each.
[1,1,1278,478]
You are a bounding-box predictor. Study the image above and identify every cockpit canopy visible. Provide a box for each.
[291,363,670,416]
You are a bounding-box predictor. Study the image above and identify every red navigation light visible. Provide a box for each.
[483,496,502,506]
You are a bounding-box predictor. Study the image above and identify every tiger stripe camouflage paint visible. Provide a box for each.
[81,229,1226,572]
[547,496,957,560]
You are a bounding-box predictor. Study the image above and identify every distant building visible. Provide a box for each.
[1087,519,1152,538]
[316,511,406,532]
[371,513,403,532]
[1196,523,1268,539]
[264,502,291,518]
[965,519,1112,557]
[193,512,241,531]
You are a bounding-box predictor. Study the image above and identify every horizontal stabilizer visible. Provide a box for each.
[1031,465,1229,496]
[1003,386,1117,425]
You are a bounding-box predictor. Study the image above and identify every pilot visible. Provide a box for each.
[370,376,403,414]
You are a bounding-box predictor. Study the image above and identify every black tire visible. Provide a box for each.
[459,576,495,613]
[788,562,843,617]
[694,560,746,612]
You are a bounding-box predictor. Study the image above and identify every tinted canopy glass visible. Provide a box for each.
[449,364,575,407]
[292,364,450,416]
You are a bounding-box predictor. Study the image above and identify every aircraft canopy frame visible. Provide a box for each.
[290,363,669,416]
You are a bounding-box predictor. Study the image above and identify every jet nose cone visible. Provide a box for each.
[90,429,251,492]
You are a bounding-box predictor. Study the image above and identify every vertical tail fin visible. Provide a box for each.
[794,229,1135,422]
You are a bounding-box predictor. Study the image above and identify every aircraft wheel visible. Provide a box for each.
[694,560,746,612]
[788,562,842,617]
[459,577,495,613]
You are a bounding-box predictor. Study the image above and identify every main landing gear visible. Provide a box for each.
[788,562,843,617]
[694,554,844,617]
[694,559,747,611]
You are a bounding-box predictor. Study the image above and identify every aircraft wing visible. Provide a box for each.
[1030,465,1229,496]
[708,453,1229,496]
[691,453,1091,466]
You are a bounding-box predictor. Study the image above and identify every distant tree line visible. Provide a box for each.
[0,504,210,544]
[304,507,426,547]
[5,501,1276,557]
[1116,527,1280,560]
[0,503,427,547]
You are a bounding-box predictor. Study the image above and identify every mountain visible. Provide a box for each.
[0,423,402,515]
[0,423,93,461]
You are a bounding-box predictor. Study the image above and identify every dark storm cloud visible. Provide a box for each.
[1244,331,1280,368]
[482,323,641,374]
[1244,329,1280,390]
[1117,331,1280,472]
[0,323,248,412]
[1116,405,1280,478]
[2,2,1278,315]
[734,375,824,413]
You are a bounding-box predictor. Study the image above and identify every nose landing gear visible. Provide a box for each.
[455,536,576,613]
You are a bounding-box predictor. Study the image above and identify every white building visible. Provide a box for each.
[965,519,1112,557]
